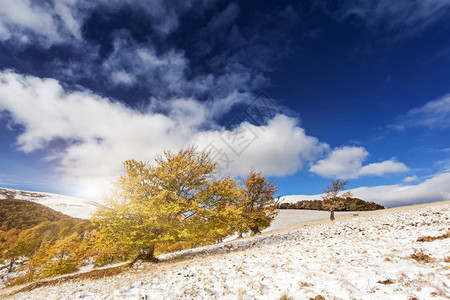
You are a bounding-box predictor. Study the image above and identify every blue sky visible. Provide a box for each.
[0,0,449,206]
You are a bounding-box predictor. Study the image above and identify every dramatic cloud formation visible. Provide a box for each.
[0,1,305,198]
[0,71,326,196]
[1,0,448,206]
[30,1,301,110]
[309,146,409,179]
[393,95,450,130]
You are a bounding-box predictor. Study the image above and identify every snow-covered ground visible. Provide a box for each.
[262,209,353,234]
[4,202,449,299]
[0,187,98,219]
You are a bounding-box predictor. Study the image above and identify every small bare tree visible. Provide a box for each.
[322,179,352,221]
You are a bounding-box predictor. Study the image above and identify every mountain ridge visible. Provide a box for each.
[0,187,98,219]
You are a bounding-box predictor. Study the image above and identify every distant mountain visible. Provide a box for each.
[0,199,71,232]
[0,188,98,219]
[0,199,94,284]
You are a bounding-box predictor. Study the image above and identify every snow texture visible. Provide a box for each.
[5,203,449,299]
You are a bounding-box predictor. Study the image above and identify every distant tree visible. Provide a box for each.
[322,179,352,220]
[240,170,278,235]
[91,147,243,261]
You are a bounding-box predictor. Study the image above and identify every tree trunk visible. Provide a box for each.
[137,244,156,261]
[7,258,15,273]
[330,210,335,221]
[250,226,260,236]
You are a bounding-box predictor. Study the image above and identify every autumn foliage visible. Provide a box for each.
[0,199,94,284]
[1,147,278,284]
[240,170,278,235]
[92,147,278,260]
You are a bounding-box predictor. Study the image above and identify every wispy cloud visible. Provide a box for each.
[393,95,450,130]
[329,0,450,38]
[101,36,189,98]
[0,0,218,46]
[39,2,300,106]
[309,146,409,179]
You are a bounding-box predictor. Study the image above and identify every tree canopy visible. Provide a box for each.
[92,147,278,260]
[240,170,278,235]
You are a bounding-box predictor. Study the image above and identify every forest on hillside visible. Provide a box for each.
[277,197,385,211]
[0,199,94,285]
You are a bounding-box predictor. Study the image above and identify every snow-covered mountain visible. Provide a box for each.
[0,187,98,219]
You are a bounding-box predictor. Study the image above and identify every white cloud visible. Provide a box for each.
[403,175,419,183]
[211,115,328,177]
[0,0,82,45]
[309,146,367,179]
[0,71,327,198]
[393,95,450,130]
[351,172,450,207]
[309,146,409,179]
[359,160,409,176]
[282,172,450,207]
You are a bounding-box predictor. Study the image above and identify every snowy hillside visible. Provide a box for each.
[4,201,449,299]
[0,187,98,219]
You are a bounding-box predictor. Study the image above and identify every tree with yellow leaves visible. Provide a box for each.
[240,169,278,235]
[322,179,352,221]
[91,147,243,261]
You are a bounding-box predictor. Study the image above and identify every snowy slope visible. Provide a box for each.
[6,202,449,299]
[0,187,98,219]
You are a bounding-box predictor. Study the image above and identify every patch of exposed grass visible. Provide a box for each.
[309,295,325,300]
[417,231,450,242]
[377,278,395,285]
[410,250,434,263]
[299,281,313,288]
[8,265,125,296]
